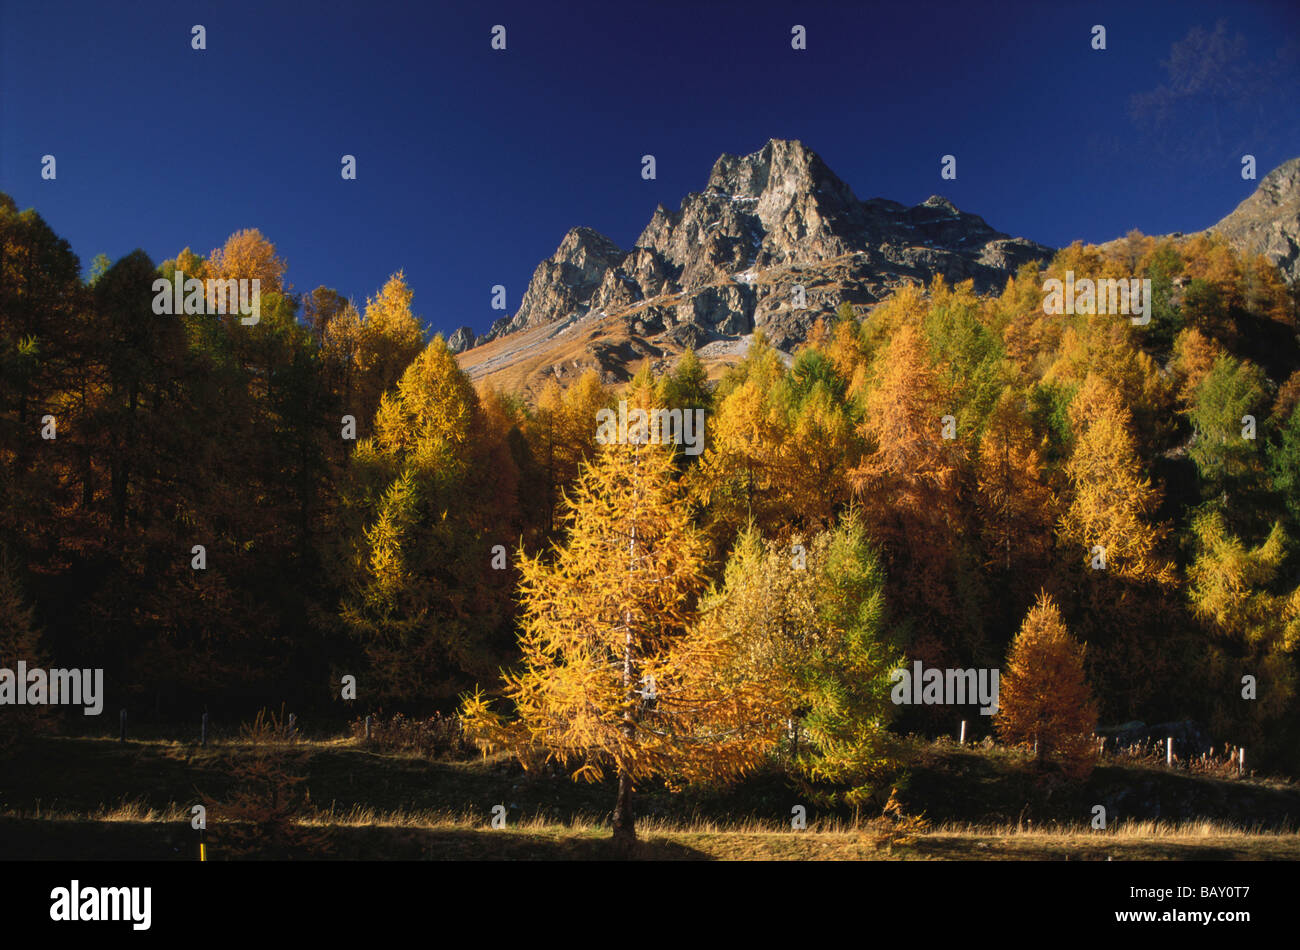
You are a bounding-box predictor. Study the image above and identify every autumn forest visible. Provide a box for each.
[4,191,1300,847]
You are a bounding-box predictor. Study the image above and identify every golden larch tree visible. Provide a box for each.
[995,592,1098,780]
[1170,327,1225,408]
[342,336,515,704]
[528,369,610,534]
[1187,511,1300,744]
[692,332,793,535]
[1058,374,1173,585]
[207,228,287,294]
[462,435,778,850]
[849,321,966,656]
[850,322,961,526]
[354,271,425,425]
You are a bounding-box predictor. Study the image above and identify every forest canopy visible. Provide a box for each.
[3,196,1299,779]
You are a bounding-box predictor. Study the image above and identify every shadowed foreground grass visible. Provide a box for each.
[4,810,1299,860]
[3,734,1299,860]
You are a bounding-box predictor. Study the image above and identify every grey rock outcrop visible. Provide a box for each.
[1210,157,1300,286]
[446,326,475,353]
[477,227,626,344]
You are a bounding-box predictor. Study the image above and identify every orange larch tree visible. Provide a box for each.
[995,591,1098,780]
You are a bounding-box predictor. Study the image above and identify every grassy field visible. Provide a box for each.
[3,734,1298,860]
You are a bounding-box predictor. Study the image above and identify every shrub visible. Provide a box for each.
[350,711,474,760]
[202,706,328,858]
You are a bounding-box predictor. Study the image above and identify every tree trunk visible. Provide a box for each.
[1003,435,1012,572]
[612,444,640,856]
[612,768,635,853]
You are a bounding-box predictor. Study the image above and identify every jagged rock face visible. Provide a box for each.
[1211,157,1300,286]
[446,326,475,354]
[463,138,1055,388]
[503,226,626,335]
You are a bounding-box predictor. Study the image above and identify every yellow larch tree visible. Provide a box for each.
[207,228,288,294]
[461,436,778,850]
[354,271,425,426]
[1170,326,1226,408]
[1187,511,1300,742]
[692,332,793,536]
[342,336,515,704]
[528,369,610,534]
[849,321,967,655]
[1044,318,1174,450]
[1058,374,1173,585]
[699,513,903,809]
[850,322,961,510]
[1057,374,1179,716]
[782,370,858,528]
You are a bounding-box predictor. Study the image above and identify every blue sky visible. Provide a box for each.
[2,0,1297,339]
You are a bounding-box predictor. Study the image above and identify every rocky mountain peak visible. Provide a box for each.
[1254,157,1300,206]
[706,138,846,200]
[461,140,1057,391]
[483,226,626,341]
[921,195,958,213]
[1210,157,1300,285]
[446,325,475,354]
[554,226,625,271]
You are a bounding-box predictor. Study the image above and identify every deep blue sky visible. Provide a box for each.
[3,0,1298,339]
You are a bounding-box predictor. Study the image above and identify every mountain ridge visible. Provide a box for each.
[1208,157,1300,286]
[454,140,1299,398]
